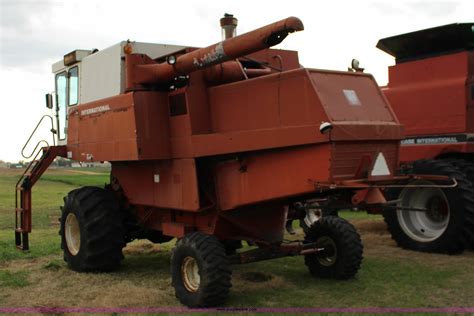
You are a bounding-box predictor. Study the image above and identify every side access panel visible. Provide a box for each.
[67,91,170,161]
[112,159,200,211]
[214,144,331,210]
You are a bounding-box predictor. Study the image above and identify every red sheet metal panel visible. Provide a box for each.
[209,69,328,133]
[153,159,199,210]
[209,74,281,132]
[67,91,170,162]
[310,70,397,123]
[170,68,402,158]
[215,144,331,210]
[168,69,330,158]
[384,52,469,137]
[111,159,200,211]
[68,93,137,161]
[162,222,194,238]
[331,141,399,180]
[134,91,171,159]
[188,125,325,158]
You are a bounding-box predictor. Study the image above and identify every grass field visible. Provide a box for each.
[0,167,473,313]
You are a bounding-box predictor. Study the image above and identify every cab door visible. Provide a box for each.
[55,66,79,144]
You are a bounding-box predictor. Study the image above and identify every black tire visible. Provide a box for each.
[384,159,474,254]
[441,158,474,249]
[60,186,125,272]
[171,232,232,307]
[443,159,474,182]
[304,216,363,280]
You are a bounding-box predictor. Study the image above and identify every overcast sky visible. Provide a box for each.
[0,0,472,162]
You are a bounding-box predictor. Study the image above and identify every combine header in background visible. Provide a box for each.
[15,15,455,307]
[377,23,474,254]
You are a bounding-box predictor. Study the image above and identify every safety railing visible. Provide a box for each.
[21,114,56,159]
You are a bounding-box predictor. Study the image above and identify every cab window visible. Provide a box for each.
[55,72,67,140]
[68,66,79,106]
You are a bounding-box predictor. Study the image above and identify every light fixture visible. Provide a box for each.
[167,55,177,65]
[319,121,333,134]
[350,59,365,72]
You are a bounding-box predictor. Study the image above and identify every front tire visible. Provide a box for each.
[171,232,232,307]
[303,216,363,280]
[60,186,125,272]
[384,160,474,254]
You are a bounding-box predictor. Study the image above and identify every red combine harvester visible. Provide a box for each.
[377,23,474,254]
[15,15,453,307]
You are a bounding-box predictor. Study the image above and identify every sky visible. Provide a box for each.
[0,0,472,162]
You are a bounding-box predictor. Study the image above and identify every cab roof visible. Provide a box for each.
[376,23,474,63]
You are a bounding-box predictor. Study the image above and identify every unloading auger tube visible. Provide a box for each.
[132,16,304,85]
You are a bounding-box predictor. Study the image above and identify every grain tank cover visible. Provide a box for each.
[310,70,397,124]
[377,23,474,63]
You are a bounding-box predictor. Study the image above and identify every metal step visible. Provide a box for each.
[15,231,29,250]
[13,145,67,252]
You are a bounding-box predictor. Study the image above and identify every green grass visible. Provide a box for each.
[0,168,473,309]
[41,173,109,187]
[0,170,109,229]
[0,229,61,262]
[42,259,62,271]
[0,270,29,288]
[339,210,382,221]
[219,251,465,308]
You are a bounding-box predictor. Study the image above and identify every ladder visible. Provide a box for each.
[15,146,67,250]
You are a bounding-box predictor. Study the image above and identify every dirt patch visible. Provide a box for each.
[123,240,163,255]
[49,215,61,227]
[60,169,106,175]
[353,220,388,234]
[0,168,22,176]
[240,271,274,282]
[0,167,106,177]
[2,255,176,308]
[233,270,287,291]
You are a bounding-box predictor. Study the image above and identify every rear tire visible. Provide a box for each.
[442,159,474,249]
[60,186,125,272]
[443,159,474,183]
[384,159,474,254]
[303,216,363,280]
[171,232,232,307]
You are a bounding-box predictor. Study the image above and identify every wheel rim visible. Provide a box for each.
[65,213,81,256]
[181,256,200,292]
[315,236,337,266]
[397,180,450,243]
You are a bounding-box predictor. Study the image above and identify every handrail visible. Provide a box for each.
[21,115,56,159]
[15,147,46,208]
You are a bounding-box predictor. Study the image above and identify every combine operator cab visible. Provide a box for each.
[48,43,189,144]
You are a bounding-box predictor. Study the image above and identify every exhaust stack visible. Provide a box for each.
[220,13,238,40]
